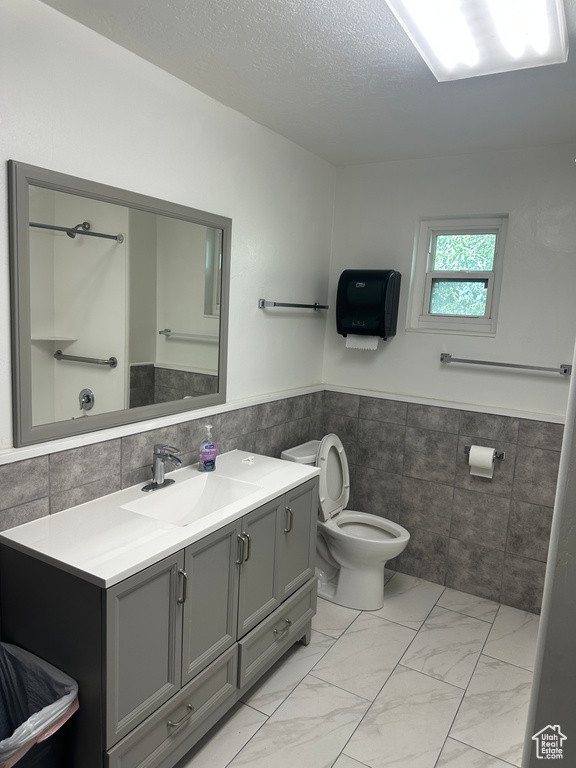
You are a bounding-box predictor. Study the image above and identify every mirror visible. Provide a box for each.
[9,161,231,447]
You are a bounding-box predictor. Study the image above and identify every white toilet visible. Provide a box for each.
[281,434,410,611]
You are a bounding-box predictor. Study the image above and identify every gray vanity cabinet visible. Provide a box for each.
[0,476,318,768]
[181,520,241,685]
[106,552,185,746]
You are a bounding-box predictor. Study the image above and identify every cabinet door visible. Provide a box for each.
[181,520,241,686]
[237,498,281,637]
[276,479,318,601]
[106,552,184,747]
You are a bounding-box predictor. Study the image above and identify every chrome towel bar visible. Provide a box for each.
[258,299,329,310]
[54,350,117,368]
[440,353,571,376]
[30,221,124,243]
[159,329,218,342]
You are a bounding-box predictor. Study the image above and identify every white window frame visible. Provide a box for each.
[406,216,507,335]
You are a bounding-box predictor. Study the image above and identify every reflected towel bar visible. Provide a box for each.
[54,350,117,368]
[440,353,572,376]
[30,221,124,243]
[159,329,218,343]
[258,299,329,310]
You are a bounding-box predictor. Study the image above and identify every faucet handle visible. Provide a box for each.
[154,444,181,455]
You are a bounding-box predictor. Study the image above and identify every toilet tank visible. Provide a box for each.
[280,440,320,465]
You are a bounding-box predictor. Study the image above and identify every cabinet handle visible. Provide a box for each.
[167,703,194,729]
[236,534,246,565]
[177,569,188,604]
[273,618,292,636]
[284,506,293,533]
[242,532,252,562]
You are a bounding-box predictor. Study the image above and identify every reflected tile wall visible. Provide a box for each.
[0,388,561,614]
[313,395,562,614]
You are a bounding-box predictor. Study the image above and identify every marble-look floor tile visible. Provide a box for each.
[484,605,540,671]
[311,612,416,700]
[179,702,267,768]
[333,756,370,768]
[400,606,491,688]
[241,630,335,715]
[371,572,445,629]
[344,665,463,768]
[450,655,533,766]
[437,588,499,623]
[228,676,370,768]
[312,597,360,638]
[436,738,517,767]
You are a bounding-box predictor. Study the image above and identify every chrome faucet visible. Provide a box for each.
[142,444,182,492]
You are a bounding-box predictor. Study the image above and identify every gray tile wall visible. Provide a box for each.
[0,389,562,614]
[314,392,563,614]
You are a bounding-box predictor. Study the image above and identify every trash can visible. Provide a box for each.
[0,643,78,768]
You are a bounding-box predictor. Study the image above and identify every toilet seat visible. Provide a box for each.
[320,511,408,545]
[316,434,350,522]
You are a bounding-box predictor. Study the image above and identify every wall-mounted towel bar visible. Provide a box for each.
[30,221,124,243]
[159,329,218,343]
[54,350,117,368]
[258,299,329,311]
[440,353,572,376]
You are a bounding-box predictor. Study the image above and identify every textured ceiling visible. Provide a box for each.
[39,0,576,165]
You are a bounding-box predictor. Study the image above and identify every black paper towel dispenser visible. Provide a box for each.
[336,269,401,340]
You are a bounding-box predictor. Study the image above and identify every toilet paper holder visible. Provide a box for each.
[464,445,505,462]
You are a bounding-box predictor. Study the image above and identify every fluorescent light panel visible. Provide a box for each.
[385,0,569,81]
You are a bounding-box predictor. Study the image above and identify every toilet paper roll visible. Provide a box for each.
[469,445,495,479]
[345,335,379,350]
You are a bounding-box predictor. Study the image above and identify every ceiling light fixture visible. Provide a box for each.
[384,0,569,81]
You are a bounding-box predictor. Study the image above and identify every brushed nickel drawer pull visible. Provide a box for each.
[236,534,246,565]
[177,569,188,604]
[273,618,292,636]
[284,506,293,533]
[168,703,194,729]
[243,532,252,562]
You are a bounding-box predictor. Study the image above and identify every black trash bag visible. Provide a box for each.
[0,644,78,767]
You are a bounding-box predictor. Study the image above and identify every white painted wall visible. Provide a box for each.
[325,148,576,420]
[0,0,334,452]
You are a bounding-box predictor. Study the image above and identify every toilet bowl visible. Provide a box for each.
[281,434,410,610]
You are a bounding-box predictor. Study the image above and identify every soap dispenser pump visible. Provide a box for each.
[198,424,217,472]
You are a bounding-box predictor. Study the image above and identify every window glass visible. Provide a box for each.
[429,278,488,316]
[433,233,496,271]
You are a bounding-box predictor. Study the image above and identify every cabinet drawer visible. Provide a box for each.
[238,577,317,688]
[107,645,237,768]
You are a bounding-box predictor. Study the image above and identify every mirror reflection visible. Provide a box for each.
[10,161,230,446]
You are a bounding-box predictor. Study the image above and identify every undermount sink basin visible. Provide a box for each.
[121,473,263,527]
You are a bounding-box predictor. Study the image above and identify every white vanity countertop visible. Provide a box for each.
[0,450,319,588]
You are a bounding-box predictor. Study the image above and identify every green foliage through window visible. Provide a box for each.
[429,279,488,316]
[433,233,496,271]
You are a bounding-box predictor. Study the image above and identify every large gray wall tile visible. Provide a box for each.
[518,419,564,451]
[357,420,405,474]
[460,412,519,443]
[49,440,121,493]
[507,500,553,562]
[393,527,448,584]
[407,403,460,433]
[403,427,458,484]
[121,427,179,472]
[0,498,49,532]
[513,446,560,507]
[323,391,360,418]
[446,539,505,602]
[400,477,453,536]
[359,397,407,425]
[0,456,49,511]
[500,554,546,613]
[451,489,510,551]
[353,467,402,520]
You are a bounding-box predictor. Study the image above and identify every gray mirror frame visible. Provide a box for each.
[8,160,231,447]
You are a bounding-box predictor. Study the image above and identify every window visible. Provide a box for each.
[407,217,507,334]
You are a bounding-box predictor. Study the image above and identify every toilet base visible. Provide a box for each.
[316,564,386,611]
